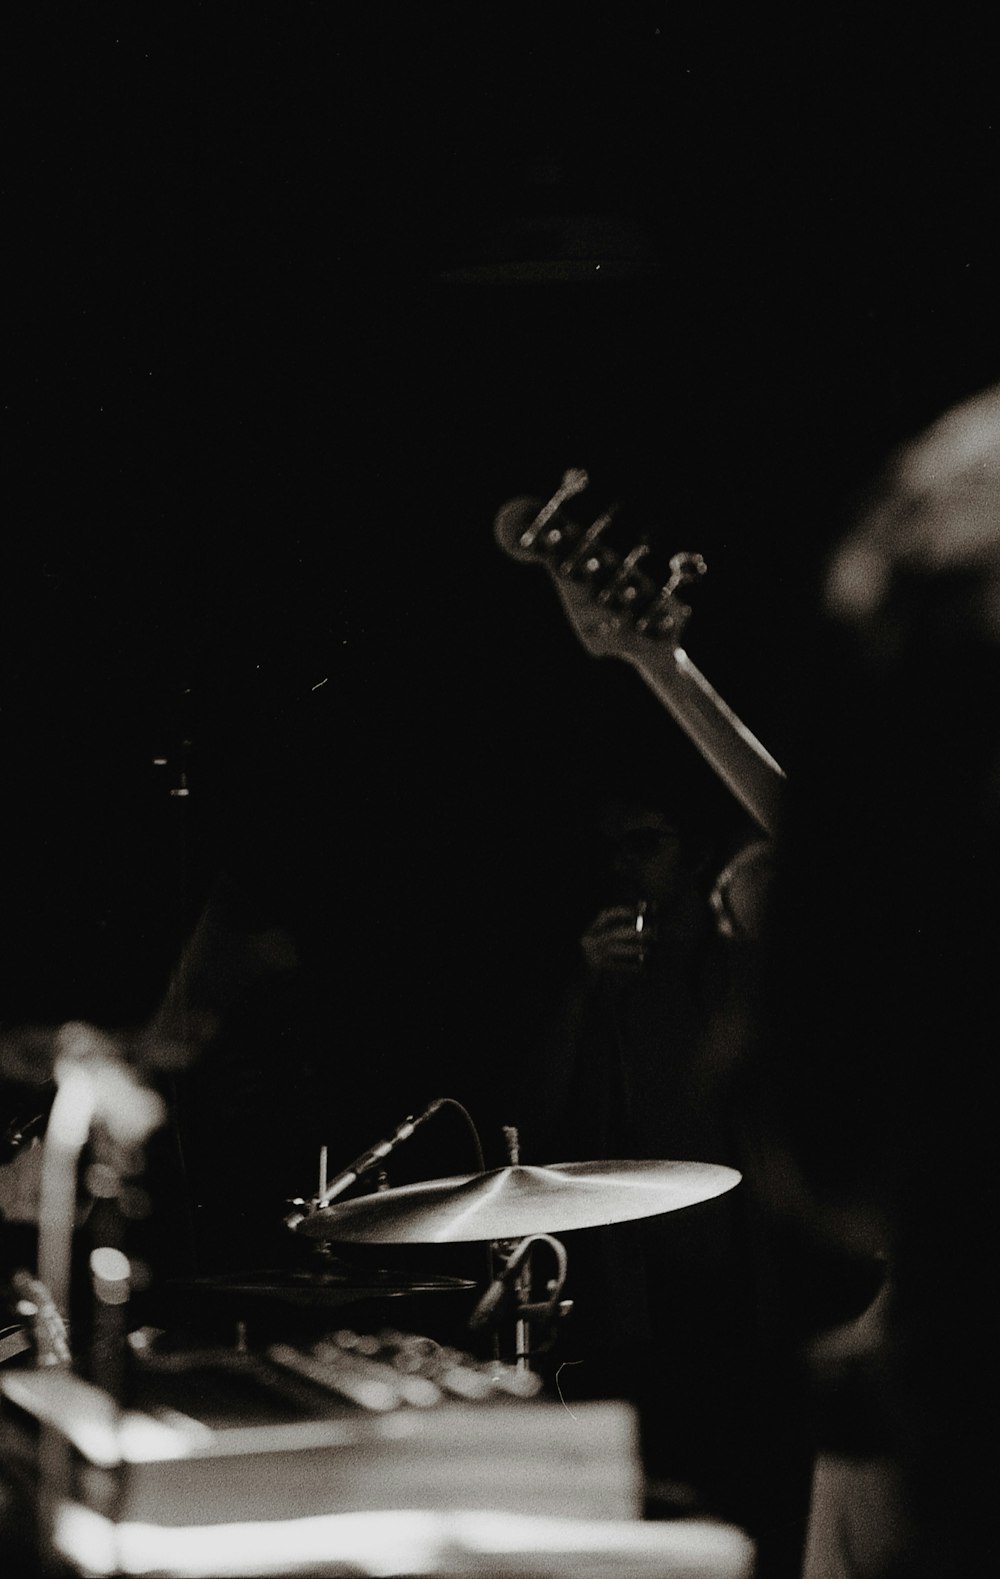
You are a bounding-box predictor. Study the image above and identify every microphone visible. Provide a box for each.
[467,1236,534,1332]
[316,1097,447,1208]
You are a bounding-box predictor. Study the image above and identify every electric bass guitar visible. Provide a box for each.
[494,468,785,838]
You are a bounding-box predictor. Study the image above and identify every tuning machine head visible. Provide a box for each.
[516,468,590,555]
[495,471,710,658]
[595,541,652,607]
[664,552,708,594]
[633,552,708,640]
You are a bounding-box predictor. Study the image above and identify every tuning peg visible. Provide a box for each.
[633,553,706,638]
[517,468,590,552]
[558,467,590,499]
[557,507,618,576]
[664,552,708,593]
[619,542,653,584]
[597,541,652,606]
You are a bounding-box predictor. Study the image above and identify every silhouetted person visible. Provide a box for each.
[741,383,1000,1578]
[518,769,803,1551]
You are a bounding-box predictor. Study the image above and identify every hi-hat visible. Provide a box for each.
[292,1160,741,1245]
[168,1266,476,1307]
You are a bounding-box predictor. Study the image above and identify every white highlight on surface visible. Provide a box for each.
[53,1502,756,1577]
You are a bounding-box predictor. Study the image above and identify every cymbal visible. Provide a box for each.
[292,1160,741,1245]
[169,1267,477,1307]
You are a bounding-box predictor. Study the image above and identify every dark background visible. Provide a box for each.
[3,8,997,1222]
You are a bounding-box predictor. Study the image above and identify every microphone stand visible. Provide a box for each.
[503,1128,533,1373]
[286,1097,449,1229]
[468,1131,571,1373]
[513,1244,534,1374]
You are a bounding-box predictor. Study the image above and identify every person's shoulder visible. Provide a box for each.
[709,840,776,945]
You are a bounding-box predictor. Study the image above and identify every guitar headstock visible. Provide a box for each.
[494,469,707,665]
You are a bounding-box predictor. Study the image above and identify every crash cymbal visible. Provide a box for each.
[292,1160,741,1245]
[169,1266,477,1307]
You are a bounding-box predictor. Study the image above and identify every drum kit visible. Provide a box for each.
[184,1135,736,1370]
[145,1154,737,1400]
[0,1010,742,1384]
[1,1036,751,1578]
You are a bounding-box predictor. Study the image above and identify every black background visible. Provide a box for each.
[3,7,997,1189]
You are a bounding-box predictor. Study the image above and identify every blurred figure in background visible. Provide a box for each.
[522,760,810,1563]
[739,382,1000,1578]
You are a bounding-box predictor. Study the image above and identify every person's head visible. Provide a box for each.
[563,731,756,913]
[592,794,705,904]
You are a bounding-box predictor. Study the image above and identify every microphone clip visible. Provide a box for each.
[467,1232,570,1341]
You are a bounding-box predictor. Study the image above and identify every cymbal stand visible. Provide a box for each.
[492,1127,572,1372]
[498,1126,526,1368]
[513,1247,532,1372]
[303,1146,348,1269]
[314,1145,330,1258]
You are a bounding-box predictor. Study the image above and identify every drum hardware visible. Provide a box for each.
[289,1137,740,1375]
[283,1097,498,1350]
[316,1096,448,1213]
[1,1052,752,1572]
[286,1095,487,1232]
[469,1126,572,1371]
[469,1231,572,1371]
[165,1264,478,1309]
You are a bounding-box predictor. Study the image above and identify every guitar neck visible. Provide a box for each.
[633,647,785,837]
[493,481,788,834]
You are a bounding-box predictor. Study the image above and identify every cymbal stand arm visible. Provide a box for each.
[497,1126,521,1364]
[514,1253,532,1372]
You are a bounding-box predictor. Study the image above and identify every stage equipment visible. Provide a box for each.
[290,1159,741,1245]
